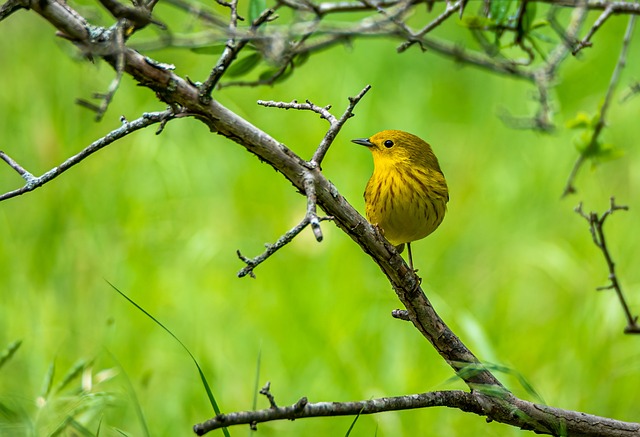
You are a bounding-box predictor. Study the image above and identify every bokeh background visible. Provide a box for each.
[1,2,639,436]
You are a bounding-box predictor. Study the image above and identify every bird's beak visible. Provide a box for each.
[351,138,374,147]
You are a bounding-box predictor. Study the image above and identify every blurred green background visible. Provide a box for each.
[1,2,640,436]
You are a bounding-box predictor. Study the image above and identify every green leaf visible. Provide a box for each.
[530,18,548,31]
[459,15,494,29]
[565,112,593,129]
[473,383,510,398]
[54,359,88,394]
[591,143,624,165]
[40,362,55,399]
[107,281,231,437]
[292,51,310,67]
[226,52,262,77]
[258,65,294,83]
[521,1,537,33]
[190,44,228,55]
[248,0,267,22]
[489,0,513,24]
[0,340,21,370]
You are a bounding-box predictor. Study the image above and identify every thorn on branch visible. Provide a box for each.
[575,197,638,335]
[391,309,410,321]
[259,382,278,408]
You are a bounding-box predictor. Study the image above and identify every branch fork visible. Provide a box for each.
[236,85,371,278]
[0,110,175,202]
[575,197,639,334]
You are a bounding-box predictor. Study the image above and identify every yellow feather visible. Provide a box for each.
[353,130,449,267]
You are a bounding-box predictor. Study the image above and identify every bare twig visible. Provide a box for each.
[397,0,461,52]
[312,85,371,166]
[76,21,127,121]
[303,174,324,241]
[572,3,615,54]
[259,382,278,408]
[236,216,333,278]
[621,81,640,103]
[237,87,368,276]
[562,14,636,197]
[575,198,639,334]
[258,86,371,166]
[257,98,335,119]
[198,8,274,100]
[0,110,175,202]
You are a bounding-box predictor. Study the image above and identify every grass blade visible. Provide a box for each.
[0,340,22,371]
[106,281,230,437]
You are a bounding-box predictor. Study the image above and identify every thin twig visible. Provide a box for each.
[562,14,636,197]
[572,3,615,55]
[199,8,274,100]
[0,110,175,202]
[575,198,639,334]
[303,174,324,241]
[259,382,278,408]
[257,98,335,120]
[76,21,127,121]
[236,216,333,278]
[311,84,371,166]
[237,86,369,275]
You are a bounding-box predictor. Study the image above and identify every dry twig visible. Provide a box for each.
[0,110,175,202]
[563,14,636,197]
[575,198,639,334]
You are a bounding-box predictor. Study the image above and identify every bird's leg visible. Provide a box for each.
[407,243,422,289]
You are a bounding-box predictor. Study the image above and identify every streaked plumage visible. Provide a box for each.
[352,130,449,269]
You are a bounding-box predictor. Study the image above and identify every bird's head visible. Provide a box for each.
[352,130,442,172]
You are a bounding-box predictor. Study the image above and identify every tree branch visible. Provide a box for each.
[0,110,174,202]
[575,198,640,334]
[236,87,371,277]
[236,215,333,278]
[562,14,636,197]
[198,8,274,100]
[194,387,640,435]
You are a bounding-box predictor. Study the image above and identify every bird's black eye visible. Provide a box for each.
[384,140,394,148]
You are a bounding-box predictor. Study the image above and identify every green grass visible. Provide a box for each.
[1,4,640,437]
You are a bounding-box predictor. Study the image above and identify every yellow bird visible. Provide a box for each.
[352,130,449,270]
